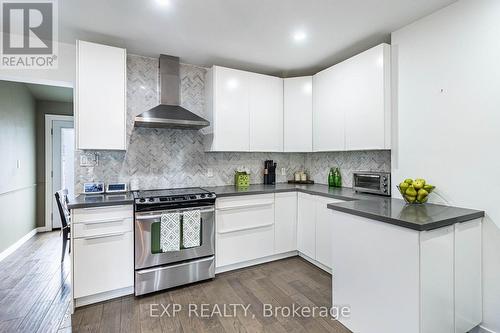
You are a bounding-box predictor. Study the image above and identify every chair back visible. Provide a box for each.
[55,189,70,229]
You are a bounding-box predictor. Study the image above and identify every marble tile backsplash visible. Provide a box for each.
[75,55,390,192]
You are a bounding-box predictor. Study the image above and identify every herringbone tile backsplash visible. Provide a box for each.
[75,55,390,193]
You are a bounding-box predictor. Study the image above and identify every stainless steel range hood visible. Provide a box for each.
[134,55,210,130]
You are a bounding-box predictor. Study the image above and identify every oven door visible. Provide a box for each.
[134,206,215,270]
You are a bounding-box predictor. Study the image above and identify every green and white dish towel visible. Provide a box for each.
[182,210,201,248]
[160,212,181,252]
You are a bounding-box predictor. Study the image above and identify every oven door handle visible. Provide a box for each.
[135,207,214,220]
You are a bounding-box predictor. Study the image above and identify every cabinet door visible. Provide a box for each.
[274,192,297,253]
[344,44,391,150]
[313,65,346,151]
[297,192,316,258]
[249,73,283,151]
[315,196,343,269]
[74,231,134,298]
[284,77,312,152]
[213,66,250,151]
[76,40,126,150]
[216,194,275,267]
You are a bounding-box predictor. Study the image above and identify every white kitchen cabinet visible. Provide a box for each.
[249,73,283,152]
[297,192,316,259]
[344,43,391,150]
[205,66,283,152]
[274,192,297,253]
[315,196,343,268]
[71,205,134,306]
[76,40,127,150]
[330,210,482,333]
[205,66,250,151]
[313,43,391,151]
[284,76,313,152]
[215,194,275,268]
[313,62,346,152]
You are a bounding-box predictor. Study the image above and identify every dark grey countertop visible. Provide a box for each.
[68,192,134,209]
[68,183,484,231]
[204,184,484,231]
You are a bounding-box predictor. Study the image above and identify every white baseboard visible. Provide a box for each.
[298,252,332,274]
[75,286,134,308]
[470,325,498,333]
[0,228,38,262]
[37,226,51,233]
[215,251,297,274]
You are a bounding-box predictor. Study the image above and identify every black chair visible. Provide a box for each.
[55,189,71,262]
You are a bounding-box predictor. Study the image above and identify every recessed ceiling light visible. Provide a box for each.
[156,0,170,7]
[293,31,307,43]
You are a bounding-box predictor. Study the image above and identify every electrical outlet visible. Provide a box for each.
[207,168,214,178]
[281,167,286,176]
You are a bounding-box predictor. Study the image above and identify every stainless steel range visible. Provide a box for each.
[134,187,216,296]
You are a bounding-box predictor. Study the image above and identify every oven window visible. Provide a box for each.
[355,175,381,190]
[150,221,203,254]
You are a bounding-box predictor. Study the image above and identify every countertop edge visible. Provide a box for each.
[327,203,485,231]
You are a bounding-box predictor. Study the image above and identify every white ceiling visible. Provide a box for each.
[60,0,456,76]
[24,83,73,103]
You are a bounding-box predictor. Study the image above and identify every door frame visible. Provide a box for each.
[44,114,74,232]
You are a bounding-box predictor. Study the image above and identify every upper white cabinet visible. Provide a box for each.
[313,65,346,151]
[249,73,283,152]
[284,77,313,152]
[205,66,283,152]
[313,43,391,151]
[205,66,250,151]
[76,40,127,150]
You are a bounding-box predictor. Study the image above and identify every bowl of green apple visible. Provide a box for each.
[397,178,436,204]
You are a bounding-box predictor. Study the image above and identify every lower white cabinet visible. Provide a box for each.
[274,192,297,253]
[72,205,134,305]
[297,193,316,259]
[215,192,343,273]
[315,196,343,268]
[330,210,482,333]
[215,194,275,268]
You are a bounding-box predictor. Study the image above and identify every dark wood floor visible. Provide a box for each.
[0,232,351,333]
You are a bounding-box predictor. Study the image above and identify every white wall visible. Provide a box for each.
[391,0,500,331]
[0,40,75,88]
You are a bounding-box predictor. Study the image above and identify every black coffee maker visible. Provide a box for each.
[264,160,277,185]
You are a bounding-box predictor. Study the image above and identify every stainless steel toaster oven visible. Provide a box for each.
[353,171,391,196]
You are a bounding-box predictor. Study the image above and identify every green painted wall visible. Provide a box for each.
[35,100,73,228]
[0,81,37,254]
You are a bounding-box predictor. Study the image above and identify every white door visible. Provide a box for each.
[52,120,74,229]
[274,192,297,253]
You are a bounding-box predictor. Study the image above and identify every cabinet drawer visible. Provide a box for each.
[216,193,274,210]
[216,225,275,267]
[72,205,133,224]
[73,217,132,239]
[216,198,274,234]
[74,231,134,298]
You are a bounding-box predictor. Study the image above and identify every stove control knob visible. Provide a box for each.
[200,194,206,198]
[207,193,213,197]
[148,198,155,202]
[139,198,146,203]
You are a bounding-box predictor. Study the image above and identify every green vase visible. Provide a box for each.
[328,168,335,187]
[333,168,342,187]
